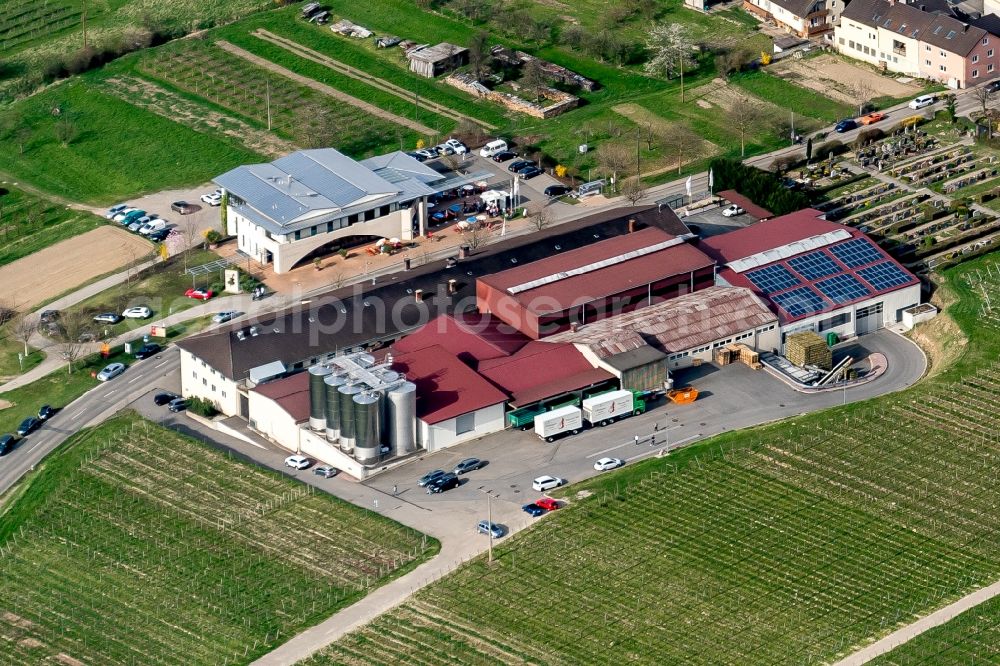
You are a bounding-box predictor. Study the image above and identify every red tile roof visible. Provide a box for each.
[479,227,715,315]
[717,190,774,220]
[251,372,310,423]
[391,313,529,366]
[699,208,834,262]
[478,341,614,407]
[390,344,508,425]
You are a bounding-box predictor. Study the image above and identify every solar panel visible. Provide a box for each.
[857,261,914,291]
[745,264,801,294]
[828,238,883,268]
[787,251,841,280]
[771,287,827,317]
[814,274,872,304]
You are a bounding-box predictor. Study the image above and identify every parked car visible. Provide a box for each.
[453,457,485,474]
[121,210,147,225]
[201,190,222,206]
[522,502,546,517]
[594,457,625,471]
[427,473,459,493]
[185,288,214,301]
[491,150,518,162]
[477,520,504,538]
[518,166,543,180]
[93,313,123,324]
[544,184,572,197]
[444,138,468,154]
[134,343,161,359]
[139,219,167,235]
[418,469,446,487]
[834,119,858,133]
[122,306,152,319]
[535,498,560,511]
[153,392,180,406]
[532,475,565,492]
[284,454,312,470]
[988,80,1000,93]
[96,362,126,382]
[508,160,534,173]
[37,404,55,421]
[77,331,96,343]
[414,148,437,161]
[167,398,188,413]
[859,112,886,125]
[171,201,191,214]
[314,465,339,478]
[212,311,238,324]
[127,221,145,232]
[479,139,509,158]
[0,434,14,456]
[722,204,745,217]
[433,144,455,156]
[17,416,39,437]
[40,310,60,323]
[148,229,171,242]
[112,207,137,222]
[105,204,129,219]
[908,94,936,109]
[406,151,428,162]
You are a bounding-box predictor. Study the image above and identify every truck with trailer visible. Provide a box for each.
[534,390,647,441]
[534,405,584,442]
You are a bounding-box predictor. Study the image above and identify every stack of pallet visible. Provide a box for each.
[785,332,833,370]
[714,346,737,365]
[735,344,762,370]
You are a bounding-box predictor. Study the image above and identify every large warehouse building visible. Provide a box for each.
[700,209,922,345]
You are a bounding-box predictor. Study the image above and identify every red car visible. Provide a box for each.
[185,288,214,300]
[535,498,560,511]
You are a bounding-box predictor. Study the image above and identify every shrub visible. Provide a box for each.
[708,158,810,216]
[188,396,219,418]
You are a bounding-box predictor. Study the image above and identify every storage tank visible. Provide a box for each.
[353,391,382,464]
[376,370,400,385]
[323,373,348,441]
[355,353,376,368]
[337,384,363,452]
[386,381,417,455]
[308,365,334,431]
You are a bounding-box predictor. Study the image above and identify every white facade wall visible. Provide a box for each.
[420,403,506,453]
[835,18,924,77]
[666,322,781,369]
[247,390,303,449]
[778,283,921,347]
[180,349,241,416]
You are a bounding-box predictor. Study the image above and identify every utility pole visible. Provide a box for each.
[266,80,272,131]
[679,44,685,103]
[790,111,795,142]
[487,492,493,564]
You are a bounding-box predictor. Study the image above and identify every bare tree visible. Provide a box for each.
[973,85,995,119]
[179,214,200,273]
[53,117,79,147]
[56,310,91,374]
[521,59,548,101]
[9,314,37,357]
[849,80,877,116]
[727,94,764,158]
[461,222,492,250]
[468,30,492,82]
[527,203,550,231]
[620,177,646,205]
[597,142,632,192]
[660,123,702,174]
[0,296,16,327]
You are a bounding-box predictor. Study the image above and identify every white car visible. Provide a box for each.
[122,306,152,319]
[201,191,222,206]
[105,203,129,219]
[284,455,312,470]
[908,94,936,110]
[96,362,126,382]
[445,138,468,155]
[112,208,137,222]
[722,204,745,217]
[139,219,167,235]
[414,148,437,161]
[594,457,625,471]
[532,475,566,492]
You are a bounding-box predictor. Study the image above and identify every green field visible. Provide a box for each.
[870,596,1000,664]
[306,253,1000,664]
[0,412,437,664]
[0,185,108,266]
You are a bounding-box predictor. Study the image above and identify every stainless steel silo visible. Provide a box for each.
[353,391,382,464]
[308,365,333,431]
[386,381,417,456]
[323,373,348,441]
[337,383,363,452]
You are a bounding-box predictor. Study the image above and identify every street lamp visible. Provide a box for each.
[478,487,500,564]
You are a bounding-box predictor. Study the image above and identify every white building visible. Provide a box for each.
[744,0,842,37]
[701,209,922,348]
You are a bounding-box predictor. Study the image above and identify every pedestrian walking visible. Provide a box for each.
[392,484,397,496]
[634,434,639,446]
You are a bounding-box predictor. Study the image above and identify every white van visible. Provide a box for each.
[908,95,936,109]
[479,139,508,158]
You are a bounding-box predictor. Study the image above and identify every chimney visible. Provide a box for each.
[458,245,470,259]
[447,279,457,294]
[628,218,637,233]
[414,289,424,303]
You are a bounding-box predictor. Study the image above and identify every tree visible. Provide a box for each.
[468,31,491,82]
[597,142,632,192]
[660,123,702,175]
[461,222,492,250]
[944,93,958,123]
[727,93,763,157]
[644,23,697,100]
[620,177,646,205]
[56,310,90,374]
[527,203,550,231]
[806,137,813,162]
[10,314,38,357]
[521,59,548,101]
[849,80,877,116]
[714,46,753,80]
[53,117,78,147]
[179,214,199,273]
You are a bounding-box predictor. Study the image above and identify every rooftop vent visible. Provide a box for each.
[250,326,259,337]
[236,330,246,341]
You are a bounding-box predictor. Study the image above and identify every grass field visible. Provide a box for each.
[0,334,43,380]
[306,253,1000,665]
[732,70,855,125]
[870,596,1000,664]
[0,412,437,664]
[0,185,108,266]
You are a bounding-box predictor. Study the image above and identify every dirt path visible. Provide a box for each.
[832,578,1000,665]
[253,29,496,130]
[215,40,437,136]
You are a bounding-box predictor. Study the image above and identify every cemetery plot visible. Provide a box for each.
[819,181,904,221]
[888,147,980,190]
[854,128,940,172]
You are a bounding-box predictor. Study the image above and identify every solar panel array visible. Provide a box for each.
[857,261,914,291]
[770,287,827,317]
[814,274,872,304]
[827,237,883,268]
[745,264,801,294]
[787,251,841,280]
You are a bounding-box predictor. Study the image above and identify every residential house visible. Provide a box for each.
[744,0,843,37]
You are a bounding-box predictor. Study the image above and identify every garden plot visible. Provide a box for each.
[769,53,922,107]
[0,414,434,665]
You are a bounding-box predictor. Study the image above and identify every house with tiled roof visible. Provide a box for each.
[744,0,844,37]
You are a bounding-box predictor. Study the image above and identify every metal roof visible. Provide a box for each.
[728,229,852,273]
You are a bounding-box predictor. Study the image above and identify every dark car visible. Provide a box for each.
[168,398,188,413]
[544,185,572,197]
[148,229,171,242]
[834,119,858,133]
[427,473,459,494]
[93,312,123,324]
[492,150,518,162]
[154,392,180,406]
[37,404,54,421]
[134,343,162,360]
[418,469,446,487]
[39,310,60,323]
[988,80,1000,92]
[522,502,546,517]
[453,457,485,474]
[17,417,39,437]
[406,151,428,162]
[518,166,543,180]
[0,434,15,456]
[508,160,534,173]
[171,201,191,214]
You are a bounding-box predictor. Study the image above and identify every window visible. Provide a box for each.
[818,312,851,332]
[990,64,995,72]
[849,39,855,49]
[925,59,931,66]
[925,44,931,51]
[456,412,475,435]
[940,50,945,56]
[940,64,946,72]
[985,37,990,45]
[202,378,207,386]
[364,209,376,221]
[211,385,216,392]
[973,69,980,78]
[378,205,390,217]
[221,391,227,398]
[840,37,845,45]
[990,49,995,57]
[973,55,979,63]
[192,370,197,378]
[294,230,301,240]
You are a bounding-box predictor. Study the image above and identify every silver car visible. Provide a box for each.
[96,362,126,382]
